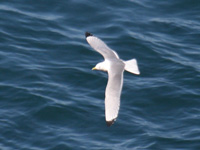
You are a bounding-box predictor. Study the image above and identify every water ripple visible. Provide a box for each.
[0,0,200,149]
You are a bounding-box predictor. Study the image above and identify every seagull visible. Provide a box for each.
[85,32,140,126]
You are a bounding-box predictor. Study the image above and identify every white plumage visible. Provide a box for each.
[85,32,140,126]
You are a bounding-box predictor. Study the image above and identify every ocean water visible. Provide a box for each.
[0,0,200,149]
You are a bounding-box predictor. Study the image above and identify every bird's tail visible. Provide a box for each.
[124,59,140,75]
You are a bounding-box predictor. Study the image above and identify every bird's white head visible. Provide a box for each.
[92,61,109,72]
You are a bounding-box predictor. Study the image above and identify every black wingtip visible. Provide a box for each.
[85,32,93,38]
[106,120,115,127]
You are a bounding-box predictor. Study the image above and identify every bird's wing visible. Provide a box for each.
[85,32,119,60]
[105,61,125,126]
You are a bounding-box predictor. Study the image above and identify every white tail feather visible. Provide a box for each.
[124,59,140,75]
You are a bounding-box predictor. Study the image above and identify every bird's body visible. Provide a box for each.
[85,32,140,126]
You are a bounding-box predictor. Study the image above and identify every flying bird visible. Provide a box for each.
[85,32,140,126]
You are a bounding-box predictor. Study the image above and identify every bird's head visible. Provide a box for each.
[92,61,108,72]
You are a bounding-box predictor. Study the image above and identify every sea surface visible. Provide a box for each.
[0,0,200,150]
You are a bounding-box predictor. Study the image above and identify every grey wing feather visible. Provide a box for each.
[105,61,125,124]
[86,36,119,60]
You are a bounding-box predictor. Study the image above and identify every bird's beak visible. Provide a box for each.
[92,67,96,70]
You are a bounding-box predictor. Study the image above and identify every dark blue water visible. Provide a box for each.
[0,0,200,149]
